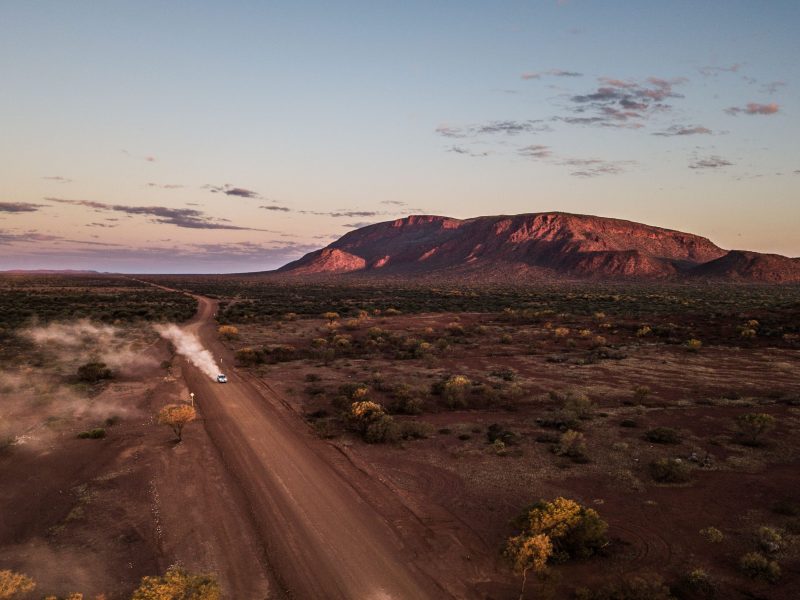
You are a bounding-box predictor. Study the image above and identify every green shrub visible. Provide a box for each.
[398,420,433,440]
[515,497,608,562]
[364,414,400,444]
[735,413,775,446]
[77,428,106,439]
[755,526,783,554]
[650,458,691,483]
[672,568,717,600]
[76,361,112,383]
[738,552,780,582]
[486,423,520,446]
[553,430,587,462]
[699,526,724,543]
[574,575,672,600]
[645,427,681,444]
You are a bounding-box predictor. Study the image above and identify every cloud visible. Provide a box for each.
[521,68,582,80]
[297,209,401,219]
[0,202,41,213]
[204,184,261,198]
[260,205,291,212]
[564,76,686,127]
[44,197,266,230]
[42,176,73,183]
[653,125,713,137]
[330,211,378,218]
[380,200,407,206]
[447,145,489,157]
[122,150,157,163]
[760,81,786,94]
[689,156,733,169]
[436,120,551,138]
[146,183,185,190]
[725,102,780,116]
[518,145,552,159]
[559,157,634,177]
[698,64,742,77]
[342,222,376,229]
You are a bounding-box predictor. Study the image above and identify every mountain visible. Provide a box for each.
[689,250,800,283]
[277,212,800,282]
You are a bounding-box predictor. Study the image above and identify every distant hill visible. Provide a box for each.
[275,212,799,282]
[0,269,101,275]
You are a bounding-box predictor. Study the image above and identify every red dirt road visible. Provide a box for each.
[180,295,455,599]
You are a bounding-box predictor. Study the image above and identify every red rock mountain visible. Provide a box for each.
[277,213,800,282]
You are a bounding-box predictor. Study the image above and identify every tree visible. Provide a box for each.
[506,533,552,600]
[735,413,776,446]
[158,404,197,442]
[0,570,35,599]
[76,361,112,383]
[131,566,220,600]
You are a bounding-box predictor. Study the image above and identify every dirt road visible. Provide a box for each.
[179,295,453,599]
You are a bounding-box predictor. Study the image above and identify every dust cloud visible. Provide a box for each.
[154,324,220,380]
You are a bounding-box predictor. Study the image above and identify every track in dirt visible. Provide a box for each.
[168,291,462,600]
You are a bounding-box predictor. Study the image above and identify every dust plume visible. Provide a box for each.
[154,324,220,380]
[25,319,156,373]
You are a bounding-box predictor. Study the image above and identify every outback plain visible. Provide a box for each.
[1,272,799,599]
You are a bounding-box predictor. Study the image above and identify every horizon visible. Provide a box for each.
[2,1,799,273]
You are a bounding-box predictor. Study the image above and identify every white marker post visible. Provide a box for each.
[189,392,195,407]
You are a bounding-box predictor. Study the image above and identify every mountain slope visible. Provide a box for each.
[277,212,798,282]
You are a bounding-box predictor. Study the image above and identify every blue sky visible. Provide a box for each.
[1,1,798,272]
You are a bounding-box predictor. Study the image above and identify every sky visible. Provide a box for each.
[1,0,798,273]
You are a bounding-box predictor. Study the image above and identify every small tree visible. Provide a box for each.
[735,413,776,446]
[0,570,36,599]
[505,533,552,600]
[158,404,197,442]
[131,566,220,600]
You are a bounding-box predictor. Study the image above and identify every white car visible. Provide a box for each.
[216,374,228,383]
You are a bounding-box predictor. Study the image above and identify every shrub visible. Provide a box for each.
[636,325,652,337]
[649,458,691,483]
[672,569,718,599]
[486,423,520,446]
[322,312,339,322]
[364,414,400,444]
[515,497,608,562]
[349,401,399,443]
[735,413,775,446]
[131,565,220,599]
[738,552,780,582]
[77,428,106,439]
[686,339,703,352]
[441,375,471,409]
[0,570,36,599]
[699,526,724,543]
[632,385,650,404]
[645,427,681,444]
[574,575,672,600]
[76,361,112,383]
[217,325,239,339]
[553,430,587,462]
[620,418,638,428]
[755,526,783,554]
[398,420,433,440]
